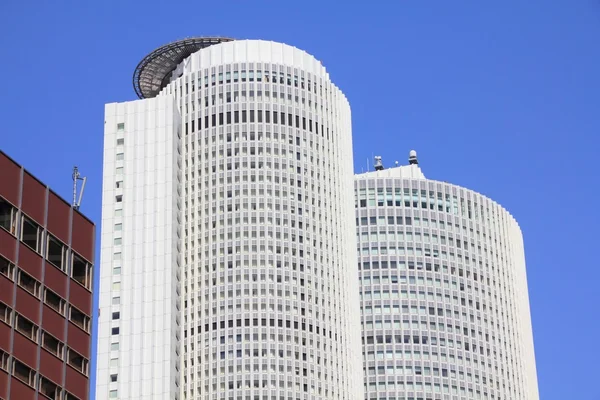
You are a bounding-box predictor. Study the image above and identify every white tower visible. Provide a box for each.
[355,153,539,400]
[97,38,363,400]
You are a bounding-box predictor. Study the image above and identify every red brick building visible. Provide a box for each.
[0,151,94,400]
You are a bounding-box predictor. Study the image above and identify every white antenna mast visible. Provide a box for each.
[72,166,87,211]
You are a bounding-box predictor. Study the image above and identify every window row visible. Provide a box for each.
[185,318,337,340]
[0,198,92,290]
[0,311,88,376]
[0,294,90,333]
[187,69,325,93]
[0,350,81,399]
[356,187,499,223]
[185,111,329,139]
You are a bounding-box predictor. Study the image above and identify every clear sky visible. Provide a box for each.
[1,1,599,399]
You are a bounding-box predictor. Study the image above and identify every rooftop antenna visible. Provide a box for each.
[409,150,419,165]
[374,156,384,171]
[72,166,87,211]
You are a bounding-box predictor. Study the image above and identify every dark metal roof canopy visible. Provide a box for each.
[133,37,234,99]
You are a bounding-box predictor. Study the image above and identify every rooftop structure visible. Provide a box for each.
[133,37,234,99]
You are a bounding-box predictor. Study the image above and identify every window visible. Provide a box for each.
[115,167,123,175]
[111,327,119,335]
[110,374,118,382]
[0,255,15,280]
[0,302,11,325]
[65,393,80,400]
[0,197,18,234]
[44,289,66,315]
[69,306,90,332]
[112,311,120,320]
[13,359,36,387]
[116,138,124,145]
[39,376,61,399]
[117,123,124,130]
[42,332,64,359]
[109,390,118,398]
[116,153,124,161]
[16,314,38,342]
[21,215,43,252]
[115,195,122,202]
[71,253,92,289]
[0,349,8,371]
[46,234,67,271]
[18,270,41,297]
[115,181,122,189]
[113,267,121,275]
[111,342,119,351]
[67,348,88,375]
[114,223,122,231]
[112,297,120,305]
[113,238,122,245]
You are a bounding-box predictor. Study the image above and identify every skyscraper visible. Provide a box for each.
[96,38,363,400]
[0,150,95,400]
[355,152,539,400]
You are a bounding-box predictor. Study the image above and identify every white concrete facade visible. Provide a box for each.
[97,96,182,400]
[355,159,539,400]
[97,40,363,400]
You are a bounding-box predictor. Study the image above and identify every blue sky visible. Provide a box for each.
[1,1,599,399]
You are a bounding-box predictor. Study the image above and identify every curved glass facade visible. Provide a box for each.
[355,168,538,400]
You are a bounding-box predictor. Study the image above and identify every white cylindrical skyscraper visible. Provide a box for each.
[97,38,363,400]
[355,154,538,400]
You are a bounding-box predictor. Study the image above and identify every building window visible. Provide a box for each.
[113,267,121,275]
[110,358,118,367]
[15,314,38,342]
[116,138,124,145]
[44,289,66,315]
[0,197,18,235]
[71,253,92,290]
[109,390,118,398]
[111,342,120,351]
[0,349,8,371]
[112,312,120,320]
[21,215,43,253]
[116,153,124,161]
[111,327,119,335]
[67,348,88,375]
[110,374,118,382]
[18,269,41,297]
[113,238,122,245]
[117,123,125,130]
[65,393,80,400]
[115,195,122,203]
[46,234,68,271]
[42,332,64,359]
[0,302,12,325]
[112,297,120,305]
[39,376,61,399]
[69,306,90,332]
[0,255,15,280]
[12,359,36,387]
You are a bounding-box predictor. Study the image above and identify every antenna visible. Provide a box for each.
[72,166,87,211]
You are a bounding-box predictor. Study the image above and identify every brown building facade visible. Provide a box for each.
[0,151,94,400]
